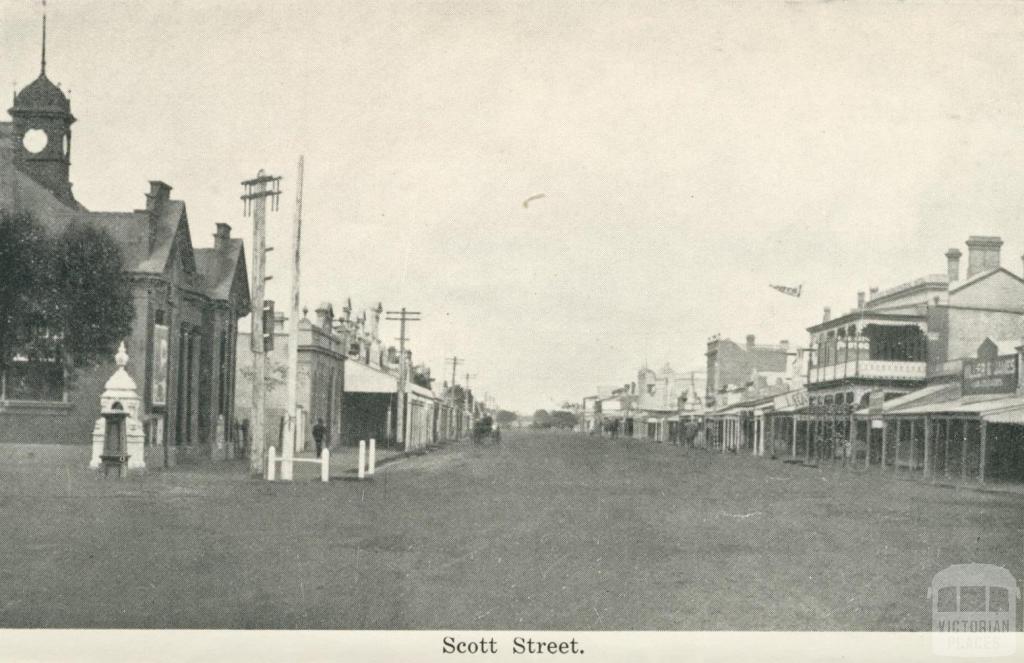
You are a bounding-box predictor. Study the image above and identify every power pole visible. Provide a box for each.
[445,356,461,439]
[465,372,478,425]
[446,356,461,390]
[242,170,282,476]
[282,156,304,480]
[385,307,421,449]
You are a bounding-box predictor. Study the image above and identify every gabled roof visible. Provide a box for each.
[194,238,248,304]
[948,266,1024,294]
[137,200,190,275]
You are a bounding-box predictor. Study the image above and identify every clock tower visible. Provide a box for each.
[8,7,76,207]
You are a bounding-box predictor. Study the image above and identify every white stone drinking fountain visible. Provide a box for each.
[89,341,146,473]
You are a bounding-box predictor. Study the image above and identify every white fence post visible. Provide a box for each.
[320,447,329,483]
[267,446,277,481]
[358,440,366,480]
[368,438,376,476]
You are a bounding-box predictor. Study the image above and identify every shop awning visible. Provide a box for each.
[854,383,959,415]
[886,394,1024,419]
[344,361,398,393]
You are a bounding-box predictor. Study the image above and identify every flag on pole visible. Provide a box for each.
[769,283,802,298]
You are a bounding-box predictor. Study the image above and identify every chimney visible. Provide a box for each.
[945,248,962,283]
[869,286,879,300]
[857,291,865,309]
[145,181,172,212]
[315,302,333,332]
[214,223,231,250]
[965,236,1002,278]
[823,307,831,322]
[746,334,756,349]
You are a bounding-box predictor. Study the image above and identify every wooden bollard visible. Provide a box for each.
[267,446,277,481]
[358,440,366,480]
[368,438,376,476]
[320,448,330,483]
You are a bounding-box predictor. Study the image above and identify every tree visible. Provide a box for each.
[52,224,134,367]
[494,409,518,426]
[0,210,134,375]
[0,211,51,372]
[532,409,552,428]
[238,358,289,391]
[549,410,579,429]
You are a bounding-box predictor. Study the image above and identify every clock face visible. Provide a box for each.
[22,129,48,154]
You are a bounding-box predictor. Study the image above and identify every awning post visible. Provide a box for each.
[979,420,987,484]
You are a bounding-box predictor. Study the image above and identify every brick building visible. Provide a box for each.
[796,235,1024,469]
[806,236,1024,408]
[235,304,345,454]
[705,335,792,407]
[0,59,249,466]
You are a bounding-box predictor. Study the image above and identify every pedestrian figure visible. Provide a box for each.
[312,417,327,456]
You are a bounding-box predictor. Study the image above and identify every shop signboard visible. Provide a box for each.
[962,354,1017,396]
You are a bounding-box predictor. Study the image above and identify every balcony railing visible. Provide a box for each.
[926,358,963,379]
[808,360,926,384]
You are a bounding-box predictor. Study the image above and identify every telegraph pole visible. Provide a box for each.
[446,356,461,390]
[282,156,304,480]
[465,372,478,425]
[242,170,282,476]
[445,356,461,439]
[385,307,421,449]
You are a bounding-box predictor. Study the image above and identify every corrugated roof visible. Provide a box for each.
[890,394,1018,416]
[854,383,960,415]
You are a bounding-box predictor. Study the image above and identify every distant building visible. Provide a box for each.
[236,298,449,453]
[235,304,345,454]
[705,335,793,407]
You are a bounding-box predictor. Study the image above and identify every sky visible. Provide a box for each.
[5,1,1024,412]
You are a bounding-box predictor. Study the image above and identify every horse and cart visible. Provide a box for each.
[472,415,501,444]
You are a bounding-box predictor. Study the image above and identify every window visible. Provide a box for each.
[936,587,957,612]
[960,586,987,612]
[1,325,65,402]
[4,359,63,401]
[990,587,1010,612]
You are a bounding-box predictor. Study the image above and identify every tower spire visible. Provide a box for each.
[41,0,47,75]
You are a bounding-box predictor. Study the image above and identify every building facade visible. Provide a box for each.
[800,236,1024,466]
[235,305,346,454]
[0,62,249,467]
